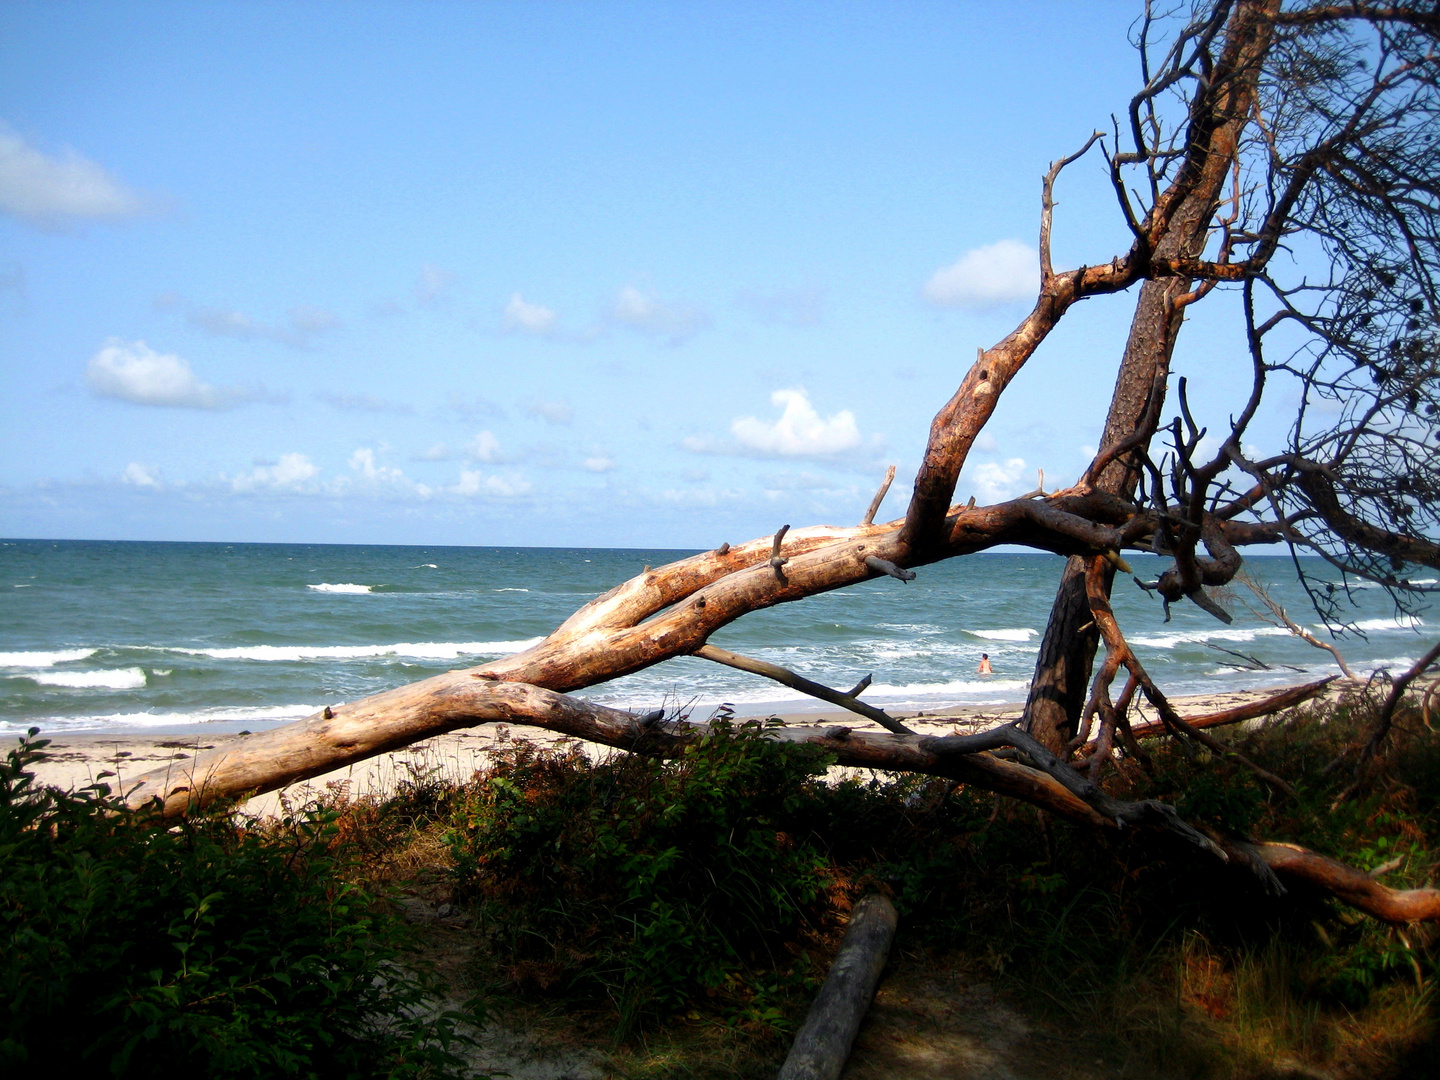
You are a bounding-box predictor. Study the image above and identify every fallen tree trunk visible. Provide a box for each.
[118,674,1440,924]
[778,892,898,1080]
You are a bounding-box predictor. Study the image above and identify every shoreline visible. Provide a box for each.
[17,681,1351,818]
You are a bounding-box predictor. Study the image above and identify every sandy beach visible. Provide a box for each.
[17,682,1343,817]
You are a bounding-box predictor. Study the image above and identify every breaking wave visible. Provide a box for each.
[1130,626,1293,649]
[16,667,147,690]
[170,639,545,663]
[307,583,374,594]
[0,648,99,668]
[1325,616,1425,633]
[0,703,320,735]
[965,628,1037,642]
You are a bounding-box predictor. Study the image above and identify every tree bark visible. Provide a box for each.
[1025,0,1279,753]
[778,893,898,1080]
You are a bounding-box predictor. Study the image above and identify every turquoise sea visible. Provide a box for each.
[0,539,1433,737]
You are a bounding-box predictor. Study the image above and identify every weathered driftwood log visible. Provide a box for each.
[118,675,1440,923]
[778,892,898,1080]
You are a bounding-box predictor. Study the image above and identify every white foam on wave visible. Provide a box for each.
[1130,625,1292,649]
[412,563,438,569]
[0,648,99,668]
[1,703,320,735]
[1333,578,1437,590]
[16,667,147,690]
[171,638,545,662]
[308,583,374,594]
[1322,616,1425,633]
[965,628,1037,642]
[494,588,529,593]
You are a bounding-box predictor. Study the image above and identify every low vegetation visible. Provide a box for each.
[0,730,481,1079]
[4,691,1439,1078]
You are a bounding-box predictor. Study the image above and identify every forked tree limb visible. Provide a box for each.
[116,676,1440,923]
[115,499,1294,815]
[1084,556,1300,797]
[693,643,916,736]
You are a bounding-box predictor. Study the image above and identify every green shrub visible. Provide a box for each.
[0,730,481,1079]
[447,720,851,1031]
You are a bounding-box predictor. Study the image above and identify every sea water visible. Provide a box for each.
[0,538,1432,737]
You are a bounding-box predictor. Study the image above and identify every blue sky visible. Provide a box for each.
[0,1,1282,548]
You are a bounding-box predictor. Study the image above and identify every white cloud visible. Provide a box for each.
[613,285,709,344]
[503,292,558,334]
[85,339,244,409]
[922,239,1037,310]
[726,388,863,458]
[230,453,320,493]
[0,122,149,228]
[414,443,453,462]
[121,462,161,489]
[968,457,1031,504]
[974,432,998,453]
[523,400,573,426]
[582,456,616,473]
[348,447,401,483]
[452,469,531,498]
[345,447,432,498]
[185,302,340,347]
[417,263,456,305]
[466,430,503,462]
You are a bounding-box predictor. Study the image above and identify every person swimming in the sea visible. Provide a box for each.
[977,653,993,675]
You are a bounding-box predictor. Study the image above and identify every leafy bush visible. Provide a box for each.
[447,720,852,1031]
[0,730,481,1078]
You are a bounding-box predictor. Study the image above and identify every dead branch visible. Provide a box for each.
[1084,556,1300,797]
[1235,570,1358,678]
[861,465,897,526]
[1361,639,1440,761]
[1115,676,1339,740]
[115,677,1440,922]
[693,644,915,736]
